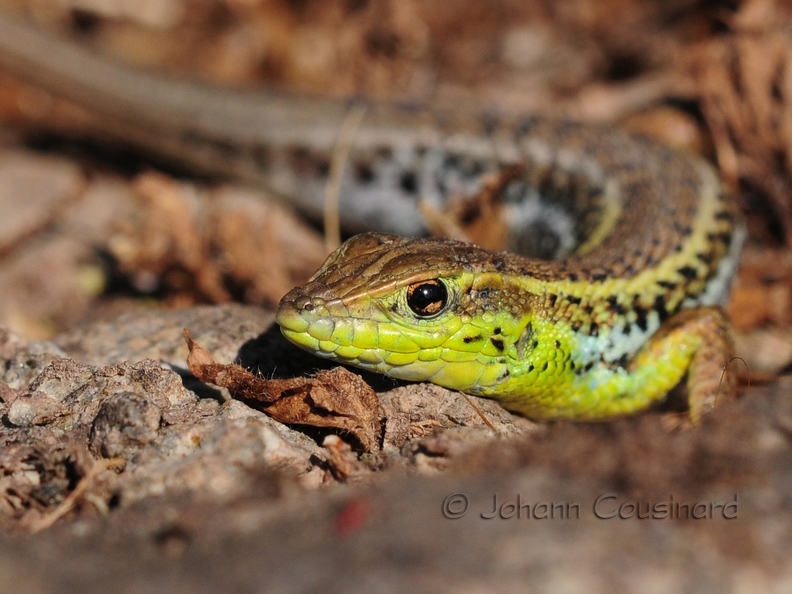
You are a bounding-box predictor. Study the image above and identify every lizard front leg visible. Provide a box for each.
[630,306,736,424]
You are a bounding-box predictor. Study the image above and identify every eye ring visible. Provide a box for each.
[406,279,448,317]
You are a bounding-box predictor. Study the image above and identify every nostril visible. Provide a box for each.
[303,303,315,312]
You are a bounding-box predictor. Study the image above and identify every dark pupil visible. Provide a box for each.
[407,280,448,316]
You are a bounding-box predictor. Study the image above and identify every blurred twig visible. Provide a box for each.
[324,104,367,253]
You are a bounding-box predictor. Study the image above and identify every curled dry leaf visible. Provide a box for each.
[108,172,327,307]
[184,329,382,452]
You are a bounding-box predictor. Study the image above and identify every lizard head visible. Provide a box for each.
[276,233,541,394]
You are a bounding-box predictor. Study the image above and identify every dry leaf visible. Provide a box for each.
[184,330,382,452]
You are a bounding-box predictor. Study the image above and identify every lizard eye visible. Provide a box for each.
[406,280,448,317]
